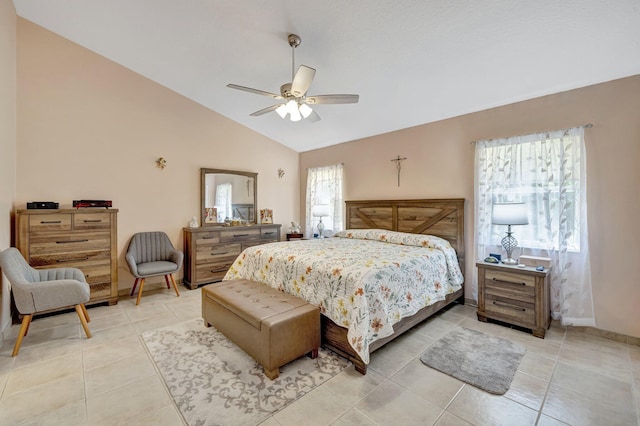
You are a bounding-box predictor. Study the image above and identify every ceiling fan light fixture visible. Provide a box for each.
[299,103,313,118]
[289,107,302,122]
[275,104,287,119]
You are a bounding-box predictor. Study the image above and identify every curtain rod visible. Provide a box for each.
[470,123,593,144]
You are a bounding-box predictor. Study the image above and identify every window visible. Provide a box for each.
[474,126,595,326]
[305,164,344,238]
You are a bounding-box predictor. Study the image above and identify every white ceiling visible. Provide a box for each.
[13,0,640,152]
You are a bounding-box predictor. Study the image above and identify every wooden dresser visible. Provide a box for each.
[476,261,550,338]
[183,224,281,289]
[15,208,119,308]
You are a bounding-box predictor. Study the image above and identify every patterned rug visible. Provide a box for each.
[142,318,350,426]
[420,327,525,395]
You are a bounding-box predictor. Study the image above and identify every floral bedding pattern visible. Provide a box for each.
[224,229,464,364]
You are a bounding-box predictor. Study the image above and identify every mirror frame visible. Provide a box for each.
[201,168,258,226]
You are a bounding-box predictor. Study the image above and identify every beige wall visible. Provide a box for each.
[16,19,300,294]
[301,75,640,339]
[0,0,17,337]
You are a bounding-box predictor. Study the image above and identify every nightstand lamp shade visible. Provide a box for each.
[492,203,529,265]
[312,205,331,238]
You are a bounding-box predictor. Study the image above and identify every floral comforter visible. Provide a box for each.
[223,229,464,364]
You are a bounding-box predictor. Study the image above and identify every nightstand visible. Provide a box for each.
[286,233,304,241]
[476,261,551,338]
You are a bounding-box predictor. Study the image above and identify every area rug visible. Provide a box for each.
[142,318,350,426]
[419,327,525,395]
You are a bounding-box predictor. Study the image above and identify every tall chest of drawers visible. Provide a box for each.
[476,261,550,338]
[16,209,119,308]
[183,224,281,289]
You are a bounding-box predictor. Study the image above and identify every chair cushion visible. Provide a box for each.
[136,261,179,277]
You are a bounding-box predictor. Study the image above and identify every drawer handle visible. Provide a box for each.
[56,239,89,244]
[492,301,526,311]
[40,220,62,224]
[211,251,229,255]
[264,232,275,235]
[492,277,526,286]
[57,257,89,263]
[233,234,250,237]
[202,236,215,240]
[83,219,102,223]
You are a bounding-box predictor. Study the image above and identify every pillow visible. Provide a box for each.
[334,229,452,251]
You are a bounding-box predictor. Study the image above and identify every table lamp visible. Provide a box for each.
[491,202,529,265]
[312,205,330,238]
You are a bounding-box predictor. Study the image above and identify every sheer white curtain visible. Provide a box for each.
[305,164,344,238]
[215,183,232,221]
[474,126,595,326]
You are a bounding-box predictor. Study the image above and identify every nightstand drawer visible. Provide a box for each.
[485,295,535,324]
[485,269,535,287]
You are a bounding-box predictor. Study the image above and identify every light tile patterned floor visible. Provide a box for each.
[0,285,638,426]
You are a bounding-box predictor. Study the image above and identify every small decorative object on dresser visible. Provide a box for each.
[260,209,273,224]
[476,261,550,338]
[183,224,281,289]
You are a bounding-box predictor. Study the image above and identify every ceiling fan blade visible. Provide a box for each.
[305,94,359,105]
[250,104,282,117]
[227,84,283,100]
[306,110,321,123]
[291,65,316,97]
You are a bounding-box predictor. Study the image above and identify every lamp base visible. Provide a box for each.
[502,258,518,265]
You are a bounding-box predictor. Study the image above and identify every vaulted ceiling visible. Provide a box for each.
[13,0,640,152]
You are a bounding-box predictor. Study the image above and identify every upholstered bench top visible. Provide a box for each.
[203,280,310,330]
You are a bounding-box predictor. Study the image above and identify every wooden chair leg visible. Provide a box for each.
[130,278,139,296]
[135,278,146,305]
[12,314,32,357]
[169,274,180,297]
[164,275,171,289]
[80,303,91,323]
[75,305,92,339]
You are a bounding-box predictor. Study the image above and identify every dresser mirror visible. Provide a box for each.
[201,168,257,226]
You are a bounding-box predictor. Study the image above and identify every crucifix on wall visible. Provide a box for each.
[391,155,407,187]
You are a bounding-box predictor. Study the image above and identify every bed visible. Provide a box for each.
[224,199,465,374]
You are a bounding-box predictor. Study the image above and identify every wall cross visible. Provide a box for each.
[391,155,407,187]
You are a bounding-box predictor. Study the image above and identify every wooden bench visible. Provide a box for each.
[202,279,320,379]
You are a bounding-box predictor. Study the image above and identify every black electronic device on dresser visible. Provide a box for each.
[73,200,113,208]
[26,201,59,209]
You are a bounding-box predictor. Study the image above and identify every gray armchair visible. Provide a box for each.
[125,231,183,305]
[0,247,92,356]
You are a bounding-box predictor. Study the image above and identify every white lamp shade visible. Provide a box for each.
[275,104,287,119]
[492,203,529,225]
[312,205,331,218]
[299,103,313,118]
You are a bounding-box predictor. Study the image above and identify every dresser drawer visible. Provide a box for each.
[196,243,242,262]
[29,214,72,232]
[30,249,110,268]
[28,232,111,256]
[196,261,236,282]
[195,231,221,245]
[220,228,261,242]
[260,227,279,240]
[73,213,112,230]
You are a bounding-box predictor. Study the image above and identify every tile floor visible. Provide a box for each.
[0,284,638,426]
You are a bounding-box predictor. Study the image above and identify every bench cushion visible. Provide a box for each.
[204,280,309,329]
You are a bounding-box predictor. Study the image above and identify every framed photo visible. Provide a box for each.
[260,208,273,224]
[204,207,218,224]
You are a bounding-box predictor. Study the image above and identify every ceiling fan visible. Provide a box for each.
[227,34,359,122]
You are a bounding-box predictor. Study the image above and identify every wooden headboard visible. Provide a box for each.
[345,199,465,271]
